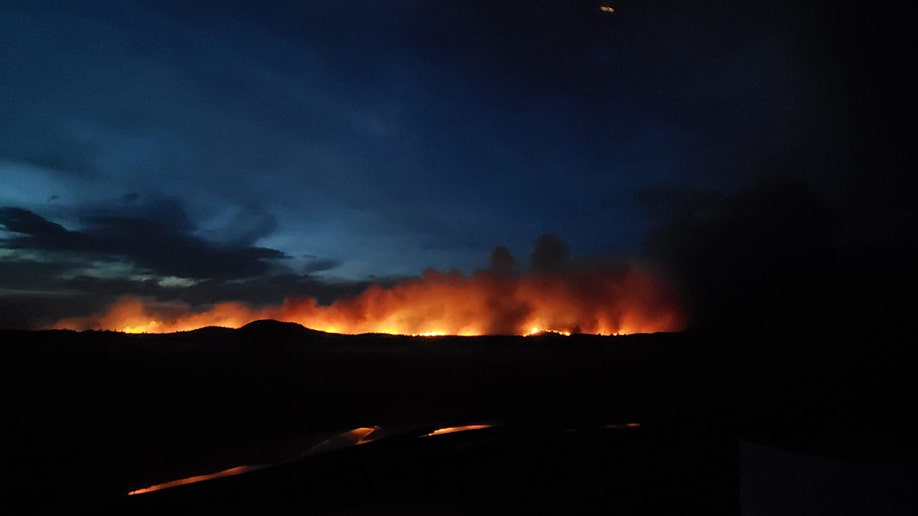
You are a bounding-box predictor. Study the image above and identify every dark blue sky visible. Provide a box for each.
[2,0,914,329]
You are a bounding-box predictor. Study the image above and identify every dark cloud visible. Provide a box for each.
[0,206,286,280]
[91,195,195,233]
[56,272,368,308]
[0,207,71,240]
[302,258,341,274]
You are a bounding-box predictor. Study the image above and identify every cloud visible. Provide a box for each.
[0,205,287,280]
[302,258,341,274]
[0,207,71,240]
[0,197,366,329]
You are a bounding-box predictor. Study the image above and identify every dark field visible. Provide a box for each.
[2,322,916,514]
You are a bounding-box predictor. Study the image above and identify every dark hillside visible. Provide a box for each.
[1,325,915,513]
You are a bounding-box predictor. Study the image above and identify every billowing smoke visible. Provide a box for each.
[489,246,517,275]
[54,235,684,336]
[644,180,838,333]
[530,234,570,274]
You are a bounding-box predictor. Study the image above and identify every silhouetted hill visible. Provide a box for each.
[238,319,328,338]
[183,325,237,336]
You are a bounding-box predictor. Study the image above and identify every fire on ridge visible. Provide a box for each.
[53,265,684,336]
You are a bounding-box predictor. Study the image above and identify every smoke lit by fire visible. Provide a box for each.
[53,265,683,336]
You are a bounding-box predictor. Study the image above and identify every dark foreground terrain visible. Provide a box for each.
[2,322,916,514]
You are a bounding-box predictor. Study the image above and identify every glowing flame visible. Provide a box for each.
[424,424,493,437]
[600,6,615,14]
[122,320,161,334]
[54,267,683,336]
[525,327,572,336]
[128,427,378,496]
[127,465,260,496]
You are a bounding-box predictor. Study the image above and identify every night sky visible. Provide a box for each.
[2,0,915,331]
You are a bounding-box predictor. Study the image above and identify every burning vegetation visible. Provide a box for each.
[53,238,684,336]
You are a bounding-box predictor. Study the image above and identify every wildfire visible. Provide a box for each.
[53,267,683,336]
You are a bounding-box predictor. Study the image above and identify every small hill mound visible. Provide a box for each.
[238,319,329,338]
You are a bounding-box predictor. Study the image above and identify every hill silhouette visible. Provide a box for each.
[238,319,331,338]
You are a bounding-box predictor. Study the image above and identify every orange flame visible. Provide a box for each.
[127,465,261,496]
[424,424,494,437]
[53,267,683,336]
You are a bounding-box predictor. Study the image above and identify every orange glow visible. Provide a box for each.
[127,465,260,496]
[53,267,683,336]
[525,327,572,336]
[424,424,493,437]
[600,6,615,14]
[303,427,378,456]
